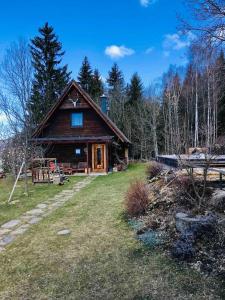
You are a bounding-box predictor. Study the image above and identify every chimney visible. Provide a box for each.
[100,94,109,115]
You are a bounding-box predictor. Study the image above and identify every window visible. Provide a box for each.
[71,112,83,127]
[75,148,81,156]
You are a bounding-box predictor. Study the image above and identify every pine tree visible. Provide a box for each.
[127,72,143,104]
[90,69,104,103]
[30,22,71,125]
[107,63,124,93]
[77,56,93,94]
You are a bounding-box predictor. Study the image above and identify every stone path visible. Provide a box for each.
[0,176,96,252]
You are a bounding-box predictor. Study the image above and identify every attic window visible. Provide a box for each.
[71,112,83,127]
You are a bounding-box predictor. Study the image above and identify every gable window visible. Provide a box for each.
[71,112,83,127]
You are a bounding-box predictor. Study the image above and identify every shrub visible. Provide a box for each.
[125,180,149,217]
[174,175,212,210]
[146,162,163,179]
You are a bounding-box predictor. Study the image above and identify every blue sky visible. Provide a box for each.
[0,0,193,87]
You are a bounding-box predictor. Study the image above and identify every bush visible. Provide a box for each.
[146,162,163,179]
[125,180,149,217]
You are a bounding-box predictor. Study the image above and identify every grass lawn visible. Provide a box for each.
[0,176,82,226]
[0,164,223,299]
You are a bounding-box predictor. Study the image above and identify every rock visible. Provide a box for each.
[57,229,71,236]
[175,212,217,238]
[0,247,5,252]
[1,220,21,229]
[26,209,43,215]
[28,217,42,225]
[210,190,225,212]
[0,228,11,236]
[0,235,15,246]
[11,227,28,235]
[36,204,47,209]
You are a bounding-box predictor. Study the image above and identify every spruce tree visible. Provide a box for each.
[77,56,93,94]
[106,64,125,129]
[107,63,124,93]
[127,72,143,104]
[90,69,104,103]
[30,22,71,125]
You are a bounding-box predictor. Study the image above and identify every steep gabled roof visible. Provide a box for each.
[32,80,131,144]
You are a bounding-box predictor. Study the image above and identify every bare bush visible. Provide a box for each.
[146,161,163,179]
[124,180,149,217]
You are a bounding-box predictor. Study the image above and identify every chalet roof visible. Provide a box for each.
[32,80,131,144]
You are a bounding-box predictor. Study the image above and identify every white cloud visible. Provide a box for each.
[140,0,157,7]
[163,31,196,51]
[105,45,135,59]
[145,47,154,54]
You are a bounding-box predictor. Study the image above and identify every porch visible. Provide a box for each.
[31,136,119,175]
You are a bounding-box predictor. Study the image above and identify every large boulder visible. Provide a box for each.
[210,190,225,212]
[171,212,217,261]
[175,212,217,238]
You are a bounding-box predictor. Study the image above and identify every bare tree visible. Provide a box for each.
[0,39,33,194]
[181,0,225,46]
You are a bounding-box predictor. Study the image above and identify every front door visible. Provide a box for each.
[92,144,106,172]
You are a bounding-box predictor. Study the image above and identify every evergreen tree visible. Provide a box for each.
[89,69,104,103]
[77,56,93,94]
[107,64,125,130]
[30,22,71,125]
[107,63,124,93]
[127,72,143,104]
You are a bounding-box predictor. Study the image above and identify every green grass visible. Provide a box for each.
[0,176,82,225]
[0,164,223,299]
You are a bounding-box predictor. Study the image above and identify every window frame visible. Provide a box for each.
[71,112,83,128]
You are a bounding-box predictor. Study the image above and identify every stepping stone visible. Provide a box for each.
[1,220,21,229]
[57,229,71,236]
[21,215,33,221]
[11,227,28,235]
[28,217,42,225]
[0,228,11,236]
[36,204,47,209]
[26,209,43,215]
[0,235,15,246]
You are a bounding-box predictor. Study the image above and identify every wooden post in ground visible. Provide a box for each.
[8,160,25,203]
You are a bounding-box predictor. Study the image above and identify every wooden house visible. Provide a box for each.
[31,80,130,174]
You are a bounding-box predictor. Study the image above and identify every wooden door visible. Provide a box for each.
[92,144,106,172]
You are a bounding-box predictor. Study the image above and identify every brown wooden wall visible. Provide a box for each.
[46,143,88,165]
[41,108,114,138]
[39,85,115,138]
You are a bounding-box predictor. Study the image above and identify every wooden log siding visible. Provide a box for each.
[41,108,115,138]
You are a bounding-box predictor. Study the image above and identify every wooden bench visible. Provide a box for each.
[72,162,87,173]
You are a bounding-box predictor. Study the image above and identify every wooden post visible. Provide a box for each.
[8,160,25,203]
[87,142,89,175]
[125,147,129,165]
[106,143,108,173]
